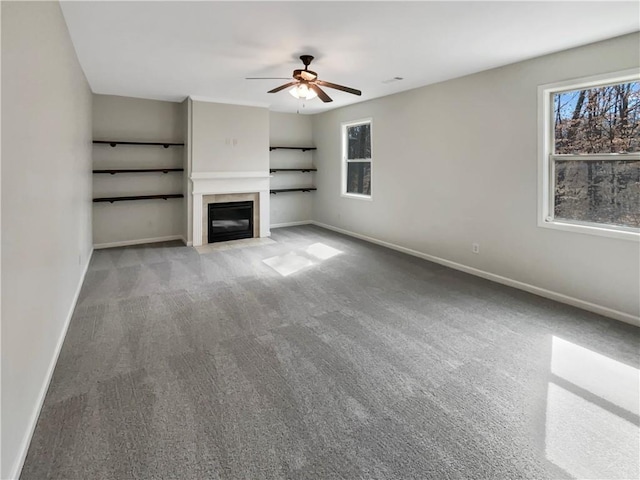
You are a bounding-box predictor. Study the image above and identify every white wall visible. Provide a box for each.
[1,2,93,478]
[312,33,640,322]
[269,112,315,226]
[92,94,184,247]
[191,101,269,173]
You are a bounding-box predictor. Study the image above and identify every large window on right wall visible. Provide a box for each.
[342,119,372,199]
[538,70,639,239]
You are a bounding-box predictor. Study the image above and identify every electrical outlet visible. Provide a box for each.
[472,243,480,254]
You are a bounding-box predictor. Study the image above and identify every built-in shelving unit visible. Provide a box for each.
[93,168,184,174]
[93,194,184,203]
[93,140,184,148]
[269,146,317,152]
[269,146,317,195]
[270,168,317,173]
[93,141,184,203]
[270,188,317,194]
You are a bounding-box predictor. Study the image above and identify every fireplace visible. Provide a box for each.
[207,201,254,243]
[191,172,270,246]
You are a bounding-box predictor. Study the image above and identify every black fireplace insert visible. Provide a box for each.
[207,201,254,243]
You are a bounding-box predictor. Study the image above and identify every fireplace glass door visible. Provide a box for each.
[208,201,254,243]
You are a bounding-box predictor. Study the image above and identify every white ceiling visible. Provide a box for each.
[60,1,639,114]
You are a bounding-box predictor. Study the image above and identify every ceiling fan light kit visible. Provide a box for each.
[249,55,362,103]
[289,82,318,100]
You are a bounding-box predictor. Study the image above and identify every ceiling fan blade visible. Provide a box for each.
[316,80,362,96]
[268,81,298,94]
[309,84,333,103]
[246,77,292,80]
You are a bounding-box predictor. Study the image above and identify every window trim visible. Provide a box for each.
[537,68,640,241]
[341,118,373,200]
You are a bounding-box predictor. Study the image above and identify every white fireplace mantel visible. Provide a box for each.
[191,171,270,246]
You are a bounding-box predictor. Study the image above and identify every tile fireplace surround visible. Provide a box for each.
[191,171,270,247]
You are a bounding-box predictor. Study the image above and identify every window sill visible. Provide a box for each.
[538,219,639,241]
[341,192,372,201]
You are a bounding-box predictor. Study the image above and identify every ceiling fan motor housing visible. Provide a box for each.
[293,69,318,81]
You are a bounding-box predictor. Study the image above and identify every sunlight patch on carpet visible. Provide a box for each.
[263,242,343,276]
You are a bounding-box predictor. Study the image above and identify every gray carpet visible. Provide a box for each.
[21,225,640,479]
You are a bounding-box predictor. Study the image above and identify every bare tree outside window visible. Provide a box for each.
[348,123,371,158]
[552,81,639,228]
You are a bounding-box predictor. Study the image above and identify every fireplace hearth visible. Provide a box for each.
[208,201,254,243]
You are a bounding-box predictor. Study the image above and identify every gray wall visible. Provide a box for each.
[182,97,193,245]
[1,2,93,478]
[269,113,315,226]
[182,99,191,243]
[92,94,184,247]
[312,33,640,320]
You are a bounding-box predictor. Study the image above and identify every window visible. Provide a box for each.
[342,119,372,198]
[538,70,640,239]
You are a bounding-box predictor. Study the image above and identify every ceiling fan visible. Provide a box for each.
[246,55,362,103]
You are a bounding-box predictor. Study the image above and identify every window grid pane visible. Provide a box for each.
[553,159,640,228]
[553,82,640,155]
[347,123,371,160]
[346,161,371,196]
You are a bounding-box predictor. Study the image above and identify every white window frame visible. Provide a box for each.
[341,118,373,200]
[537,68,640,241]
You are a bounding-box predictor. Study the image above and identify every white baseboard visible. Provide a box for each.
[93,235,183,249]
[180,236,193,247]
[270,220,313,229]
[9,248,94,480]
[311,221,640,328]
